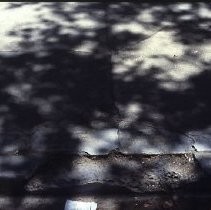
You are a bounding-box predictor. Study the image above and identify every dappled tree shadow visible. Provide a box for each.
[0,2,211,207]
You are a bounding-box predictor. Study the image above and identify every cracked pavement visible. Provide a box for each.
[0,3,211,155]
[0,3,211,208]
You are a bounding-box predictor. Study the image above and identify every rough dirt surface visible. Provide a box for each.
[0,152,210,209]
[17,153,202,195]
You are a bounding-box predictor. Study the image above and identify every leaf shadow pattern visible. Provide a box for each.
[0,2,211,208]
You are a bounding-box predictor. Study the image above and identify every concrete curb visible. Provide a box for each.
[1,194,211,210]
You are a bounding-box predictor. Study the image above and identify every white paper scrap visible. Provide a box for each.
[64,200,97,210]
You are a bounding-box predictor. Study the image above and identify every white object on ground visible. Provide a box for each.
[64,200,97,210]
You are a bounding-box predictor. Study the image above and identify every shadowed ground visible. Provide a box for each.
[0,2,211,209]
